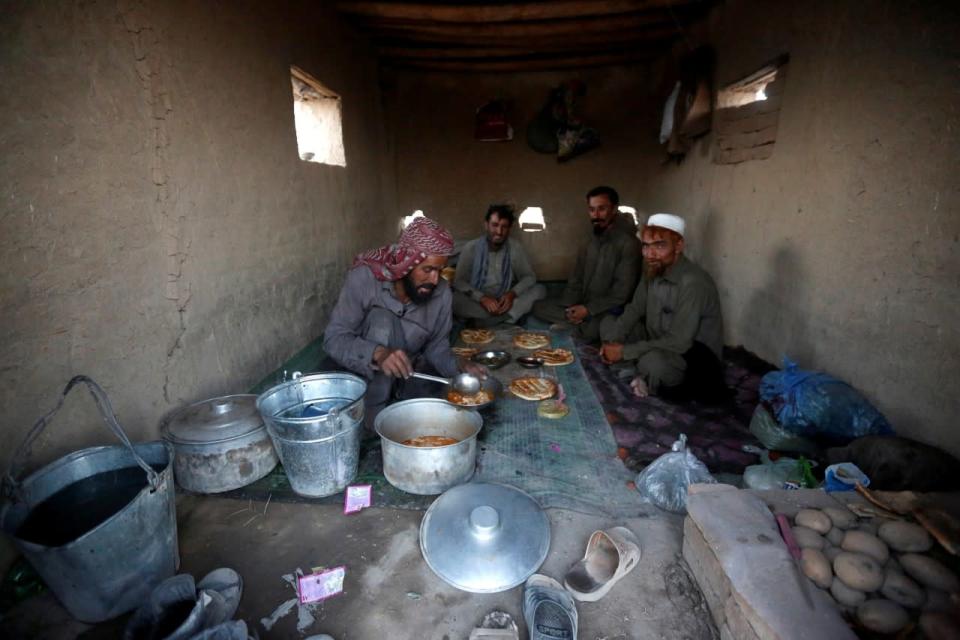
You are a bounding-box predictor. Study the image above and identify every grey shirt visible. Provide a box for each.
[323,266,459,379]
[601,254,724,361]
[561,223,641,316]
[453,236,538,302]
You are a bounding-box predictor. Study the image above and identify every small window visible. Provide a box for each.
[401,209,424,230]
[518,207,545,232]
[618,205,639,227]
[291,66,346,167]
[714,55,788,164]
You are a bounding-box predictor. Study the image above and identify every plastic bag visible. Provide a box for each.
[635,434,715,513]
[748,405,818,456]
[759,358,894,442]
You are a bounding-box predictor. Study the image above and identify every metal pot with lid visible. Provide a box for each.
[161,394,278,494]
[420,482,550,593]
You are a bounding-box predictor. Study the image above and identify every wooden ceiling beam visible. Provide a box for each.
[359,11,689,39]
[371,25,682,48]
[385,50,659,73]
[336,0,704,23]
[378,40,673,59]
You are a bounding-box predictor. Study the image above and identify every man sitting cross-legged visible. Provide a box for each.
[599,213,726,401]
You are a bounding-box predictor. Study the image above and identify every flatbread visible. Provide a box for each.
[451,347,479,358]
[512,332,550,349]
[532,347,574,366]
[509,376,557,401]
[537,399,570,419]
[461,329,495,345]
[447,388,494,407]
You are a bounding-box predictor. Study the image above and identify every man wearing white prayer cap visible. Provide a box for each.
[599,213,726,401]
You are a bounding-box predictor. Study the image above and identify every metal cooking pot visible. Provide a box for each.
[375,398,482,495]
[161,394,278,494]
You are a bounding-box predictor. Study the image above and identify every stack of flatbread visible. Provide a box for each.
[509,376,557,401]
[461,329,495,345]
[512,332,550,349]
[532,347,574,366]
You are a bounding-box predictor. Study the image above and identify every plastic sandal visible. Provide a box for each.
[523,574,578,639]
[563,526,641,602]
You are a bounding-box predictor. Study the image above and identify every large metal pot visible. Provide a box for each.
[375,398,482,495]
[161,394,278,494]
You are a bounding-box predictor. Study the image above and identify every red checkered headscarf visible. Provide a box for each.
[352,216,455,281]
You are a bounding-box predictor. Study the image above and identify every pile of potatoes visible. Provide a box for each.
[792,507,959,636]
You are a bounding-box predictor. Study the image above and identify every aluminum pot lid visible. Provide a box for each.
[419,482,550,593]
[162,394,265,444]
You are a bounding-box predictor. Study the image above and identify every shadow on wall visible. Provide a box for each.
[742,243,813,367]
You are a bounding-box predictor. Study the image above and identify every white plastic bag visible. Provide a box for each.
[635,434,716,513]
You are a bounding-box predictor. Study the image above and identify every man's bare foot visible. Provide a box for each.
[629,376,649,398]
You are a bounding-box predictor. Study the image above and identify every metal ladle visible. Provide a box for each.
[410,372,482,394]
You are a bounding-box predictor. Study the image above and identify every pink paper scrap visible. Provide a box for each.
[298,566,346,604]
[343,484,372,514]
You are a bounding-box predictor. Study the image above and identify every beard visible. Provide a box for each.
[402,274,436,304]
[591,219,611,236]
[644,261,666,279]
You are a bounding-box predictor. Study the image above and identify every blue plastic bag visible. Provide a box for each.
[759,358,894,442]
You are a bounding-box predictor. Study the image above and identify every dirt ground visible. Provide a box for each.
[2,494,717,639]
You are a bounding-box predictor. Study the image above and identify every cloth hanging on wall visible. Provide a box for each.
[526,81,601,162]
[475,99,514,141]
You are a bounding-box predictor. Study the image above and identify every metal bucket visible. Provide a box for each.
[375,398,483,495]
[0,376,178,623]
[256,372,366,498]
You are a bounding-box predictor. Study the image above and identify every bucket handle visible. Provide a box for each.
[3,376,161,500]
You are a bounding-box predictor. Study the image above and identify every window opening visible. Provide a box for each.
[518,207,545,232]
[714,54,788,164]
[618,206,639,227]
[291,65,346,167]
[401,210,424,230]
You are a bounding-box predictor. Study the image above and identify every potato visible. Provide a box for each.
[881,568,925,608]
[793,525,826,550]
[856,520,879,536]
[801,548,833,589]
[823,545,843,562]
[920,612,960,640]
[823,506,856,530]
[857,599,909,634]
[826,527,844,547]
[834,551,884,592]
[795,509,832,534]
[841,530,889,564]
[878,520,933,553]
[831,576,867,608]
[900,553,960,592]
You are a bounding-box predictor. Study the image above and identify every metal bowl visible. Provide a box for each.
[516,356,545,369]
[471,350,510,369]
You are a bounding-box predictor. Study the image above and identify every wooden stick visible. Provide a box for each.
[337,0,706,23]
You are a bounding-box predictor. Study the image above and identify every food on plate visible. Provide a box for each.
[401,435,460,447]
[537,399,569,419]
[452,347,479,358]
[532,347,574,366]
[509,376,557,401]
[447,388,495,407]
[512,332,550,349]
[461,329,495,344]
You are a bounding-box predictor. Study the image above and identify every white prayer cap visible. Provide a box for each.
[645,213,686,237]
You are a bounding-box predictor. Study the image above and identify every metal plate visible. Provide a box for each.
[419,482,550,593]
[161,395,264,445]
[471,350,511,369]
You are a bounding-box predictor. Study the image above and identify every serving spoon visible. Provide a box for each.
[410,371,482,394]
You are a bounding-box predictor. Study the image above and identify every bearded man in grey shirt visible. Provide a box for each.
[599,213,726,402]
[452,204,546,327]
[323,217,486,426]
